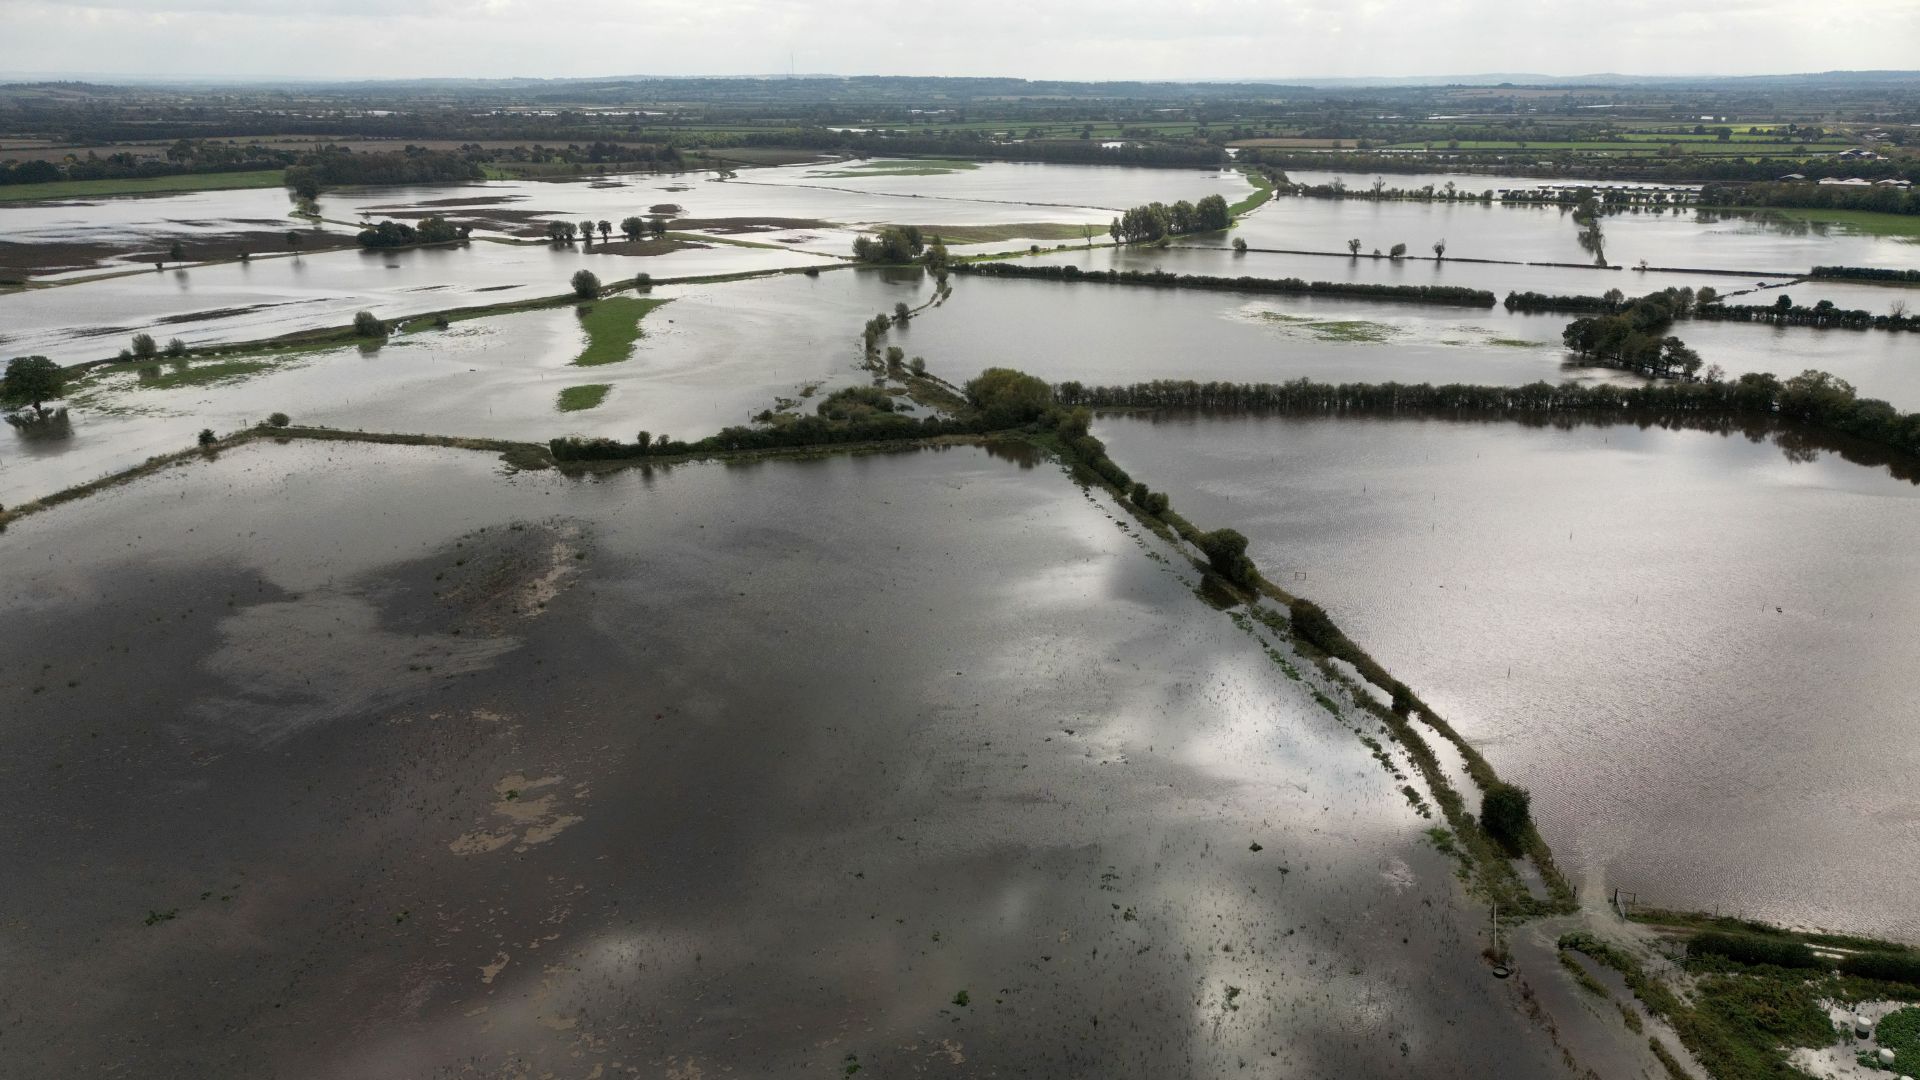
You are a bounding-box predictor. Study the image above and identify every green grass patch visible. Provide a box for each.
[0,169,286,202]
[914,222,1095,244]
[134,358,276,389]
[1230,167,1274,217]
[1488,337,1540,348]
[557,383,611,412]
[1881,1008,1920,1073]
[1257,312,1399,343]
[572,296,670,366]
[811,158,981,177]
[1709,207,1920,240]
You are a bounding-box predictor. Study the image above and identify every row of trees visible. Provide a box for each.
[285,150,484,200]
[1107,194,1232,243]
[0,139,289,187]
[1701,181,1920,217]
[1559,291,1699,377]
[852,225,927,264]
[1811,266,1920,285]
[356,216,468,248]
[1052,371,1920,462]
[951,261,1497,307]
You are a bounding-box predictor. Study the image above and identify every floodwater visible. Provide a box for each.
[0,269,929,506]
[0,440,1576,1078]
[1093,411,1920,942]
[913,273,1920,410]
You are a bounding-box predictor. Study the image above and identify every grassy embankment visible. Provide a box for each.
[0,170,286,202]
[1229,166,1275,217]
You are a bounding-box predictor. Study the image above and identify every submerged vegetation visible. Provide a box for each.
[952,261,1498,307]
[572,296,669,366]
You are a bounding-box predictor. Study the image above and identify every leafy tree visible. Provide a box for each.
[1481,783,1533,849]
[1,355,64,415]
[633,272,653,292]
[963,367,1052,426]
[1232,237,1248,253]
[571,269,601,299]
[1197,529,1257,587]
[546,220,578,243]
[1347,238,1363,256]
[922,238,950,277]
[620,215,644,241]
[286,231,303,251]
[598,219,612,242]
[851,225,925,264]
[167,240,185,261]
[131,333,158,359]
[1288,598,1343,653]
[1194,193,1232,231]
[164,338,187,358]
[266,412,291,428]
[353,310,386,338]
[577,219,596,244]
[650,217,668,238]
[893,302,911,324]
[197,428,217,447]
[1432,239,1447,260]
[1389,242,1408,259]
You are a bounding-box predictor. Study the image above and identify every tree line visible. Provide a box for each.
[1701,181,1919,217]
[1507,286,1915,332]
[1810,266,1920,284]
[356,216,468,249]
[284,150,484,200]
[1559,290,1697,376]
[0,139,289,186]
[1053,371,1920,463]
[1108,195,1232,243]
[951,261,1497,307]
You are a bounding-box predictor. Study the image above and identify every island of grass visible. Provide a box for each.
[811,158,981,178]
[572,296,670,366]
[557,383,611,411]
[909,222,1096,244]
[0,169,287,203]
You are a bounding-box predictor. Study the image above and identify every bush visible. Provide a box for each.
[266,412,290,428]
[633,272,652,292]
[197,428,217,446]
[816,385,896,420]
[1838,950,1920,986]
[1232,237,1248,253]
[1480,783,1534,849]
[164,337,187,358]
[1878,1008,1920,1073]
[1197,529,1257,587]
[352,310,386,338]
[1288,598,1342,653]
[571,269,601,299]
[131,333,158,359]
[1690,932,1822,970]
[964,367,1053,427]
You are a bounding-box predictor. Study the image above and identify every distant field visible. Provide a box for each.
[912,222,1094,244]
[0,169,286,202]
[1707,206,1920,240]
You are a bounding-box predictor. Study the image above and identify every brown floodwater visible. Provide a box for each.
[0,440,1579,1078]
[1094,410,1920,942]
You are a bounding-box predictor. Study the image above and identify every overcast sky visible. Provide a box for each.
[3,0,1917,82]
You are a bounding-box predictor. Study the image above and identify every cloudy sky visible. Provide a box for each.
[2,0,1916,81]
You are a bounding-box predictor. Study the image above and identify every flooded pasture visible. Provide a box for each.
[1093,411,1920,941]
[0,440,1575,1078]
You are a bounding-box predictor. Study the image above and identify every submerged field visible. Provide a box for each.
[0,439,1578,1077]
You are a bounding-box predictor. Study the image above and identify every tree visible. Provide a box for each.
[650,217,667,238]
[963,367,1052,427]
[167,240,185,262]
[164,338,187,358]
[578,219,596,244]
[893,302,911,325]
[1347,238,1362,256]
[266,412,291,428]
[1232,237,1248,253]
[198,428,217,447]
[620,215,644,242]
[571,269,601,299]
[1197,529,1256,588]
[1388,242,1408,259]
[353,310,386,338]
[1194,193,1231,231]
[1,355,64,416]
[286,231,303,251]
[131,333,158,359]
[598,220,612,242]
[1432,239,1447,260]
[633,273,652,292]
[547,220,577,243]
[1481,783,1533,849]
[922,238,950,278]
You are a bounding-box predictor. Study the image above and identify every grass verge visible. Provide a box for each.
[0,170,286,202]
[557,384,611,411]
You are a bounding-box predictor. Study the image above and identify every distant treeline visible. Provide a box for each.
[550,413,988,462]
[1508,287,1918,331]
[285,150,484,197]
[741,128,1225,167]
[1110,195,1232,242]
[1055,371,1920,462]
[356,216,468,249]
[951,262,1497,307]
[0,139,289,186]
[1239,147,1920,186]
[1701,181,1919,216]
[1811,265,1920,284]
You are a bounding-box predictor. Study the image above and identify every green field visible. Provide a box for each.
[572,296,671,366]
[557,383,611,411]
[0,169,287,202]
[913,222,1094,244]
[1741,207,1920,240]
[811,158,981,177]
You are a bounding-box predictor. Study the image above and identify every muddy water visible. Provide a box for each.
[914,273,1920,410]
[0,269,928,507]
[1093,411,1920,941]
[0,441,1574,1078]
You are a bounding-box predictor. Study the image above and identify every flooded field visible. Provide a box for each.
[0,440,1577,1078]
[1093,411,1920,941]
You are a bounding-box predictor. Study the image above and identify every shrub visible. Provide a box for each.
[1232,237,1248,253]
[1837,950,1920,986]
[816,385,897,420]
[131,333,158,359]
[1480,783,1534,849]
[196,428,217,446]
[633,273,652,292]
[164,338,187,358]
[1690,932,1822,970]
[352,310,386,338]
[964,367,1053,427]
[1288,598,1342,653]
[571,269,601,299]
[266,412,290,428]
[1197,529,1257,587]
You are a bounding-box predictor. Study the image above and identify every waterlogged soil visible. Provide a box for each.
[1093,411,1920,942]
[0,440,1575,1078]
